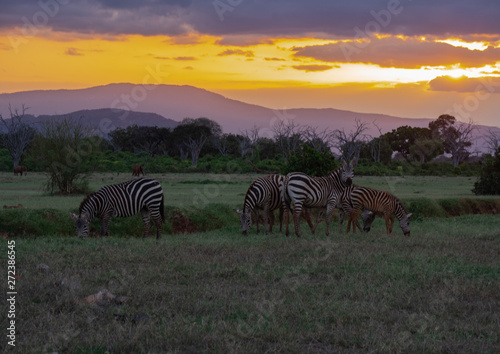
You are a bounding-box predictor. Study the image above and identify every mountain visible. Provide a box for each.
[19,108,178,131]
[1,83,498,152]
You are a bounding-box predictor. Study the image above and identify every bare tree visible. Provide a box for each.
[302,126,335,153]
[484,128,500,154]
[272,119,304,162]
[213,133,231,156]
[369,121,383,163]
[0,105,36,168]
[238,125,260,158]
[332,119,369,163]
[185,135,207,167]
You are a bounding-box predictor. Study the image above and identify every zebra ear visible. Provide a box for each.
[407,213,413,219]
[234,209,243,215]
[349,157,356,167]
[70,212,79,221]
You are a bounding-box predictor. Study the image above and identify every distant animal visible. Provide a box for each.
[235,174,285,235]
[13,165,27,176]
[282,159,355,237]
[342,186,412,236]
[132,165,144,177]
[70,177,164,238]
[3,204,23,209]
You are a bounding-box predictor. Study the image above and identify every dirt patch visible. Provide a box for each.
[170,210,196,234]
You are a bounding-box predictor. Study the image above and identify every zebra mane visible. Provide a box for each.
[78,193,96,215]
[326,167,342,176]
[394,195,408,214]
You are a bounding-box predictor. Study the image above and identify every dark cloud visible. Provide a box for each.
[217,49,254,57]
[293,37,500,68]
[428,76,500,92]
[291,65,335,72]
[65,47,83,56]
[1,0,499,39]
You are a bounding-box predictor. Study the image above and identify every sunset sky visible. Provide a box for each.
[1,0,499,127]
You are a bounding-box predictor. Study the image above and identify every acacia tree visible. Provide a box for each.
[32,118,100,194]
[0,105,36,168]
[429,114,474,167]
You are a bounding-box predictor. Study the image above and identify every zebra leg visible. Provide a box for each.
[384,213,391,235]
[338,209,344,233]
[268,209,275,234]
[263,205,270,235]
[283,202,290,236]
[278,207,284,233]
[303,208,315,234]
[141,209,152,238]
[100,216,111,237]
[325,204,335,236]
[389,215,395,234]
[152,212,162,239]
[293,204,303,237]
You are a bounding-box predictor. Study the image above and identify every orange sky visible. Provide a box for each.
[1,1,499,127]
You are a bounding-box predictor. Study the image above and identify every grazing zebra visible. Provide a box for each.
[235,174,284,235]
[342,186,412,236]
[337,185,375,233]
[70,177,164,238]
[283,159,355,237]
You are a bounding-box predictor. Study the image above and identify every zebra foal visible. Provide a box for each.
[235,174,284,235]
[70,177,165,238]
[283,159,355,237]
[342,186,412,236]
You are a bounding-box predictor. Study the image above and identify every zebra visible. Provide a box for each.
[337,184,375,233]
[341,186,413,236]
[70,177,165,238]
[283,158,355,237]
[235,174,284,235]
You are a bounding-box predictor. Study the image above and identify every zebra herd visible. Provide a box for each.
[70,160,412,238]
[237,159,413,237]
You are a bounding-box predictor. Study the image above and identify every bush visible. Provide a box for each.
[283,144,337,176]
[473,147,500,195]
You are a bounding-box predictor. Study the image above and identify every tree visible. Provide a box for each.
[429,114,474,167]
[174,119,214,166]
[472,147,500,195]
[332,119,368,163]
[384,125,431,160]
[0,105,36,168]
[32,118,101,194]
[410,138,443,163]
[272,119,304,163]
[484,128,500,155]
[283,143,337,176]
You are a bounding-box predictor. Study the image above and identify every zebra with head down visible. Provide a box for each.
[70,177,164,238]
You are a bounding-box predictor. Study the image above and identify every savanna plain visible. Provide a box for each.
[1,172,499,353]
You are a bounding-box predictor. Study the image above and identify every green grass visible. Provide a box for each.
[1,172,499,351]
[1,215,499,352]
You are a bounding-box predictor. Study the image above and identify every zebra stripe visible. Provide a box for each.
[236,174,284,235]
[283,159,355,236]
[342,186,412,236]
[71,177,164,238]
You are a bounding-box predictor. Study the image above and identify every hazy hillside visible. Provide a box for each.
[1,84,498,153]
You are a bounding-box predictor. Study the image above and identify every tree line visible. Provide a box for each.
[1,105,499,195]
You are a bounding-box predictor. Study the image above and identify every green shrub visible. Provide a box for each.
[473,147,500,195]
[283,144,337,176]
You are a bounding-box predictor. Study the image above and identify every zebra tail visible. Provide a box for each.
[160,193,165,223]
[282,176,293,212]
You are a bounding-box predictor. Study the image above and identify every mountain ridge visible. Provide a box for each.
[1,83,498,153]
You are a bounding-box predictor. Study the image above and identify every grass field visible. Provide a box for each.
[1,172,499,352]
